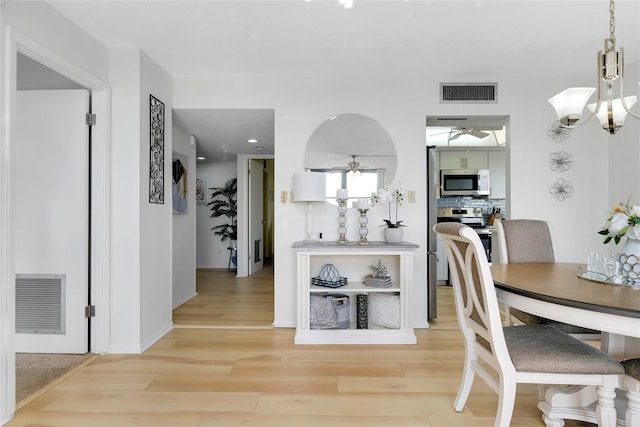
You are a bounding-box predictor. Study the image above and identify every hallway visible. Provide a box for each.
[172,266,274,329]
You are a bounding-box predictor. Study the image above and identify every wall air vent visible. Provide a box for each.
[440,83,498,104]
[16,274,65,334]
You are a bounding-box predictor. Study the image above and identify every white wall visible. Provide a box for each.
[175,75,436,328]
[507,76,610,263]
[606,60,640,255]
[171,125,197,308]
[139,51,173,350]
[196,161,237,269]
[108,48,174,352]
[1,1,109,82]
[108,48,143,352]
[608,60,640,203]
[175,70,634,328]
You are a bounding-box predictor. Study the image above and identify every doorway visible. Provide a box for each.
[425,115,509,322]
[237,153,275,278]
[248,158,275,275]
[173,156,274,328]
[2,29,111,417]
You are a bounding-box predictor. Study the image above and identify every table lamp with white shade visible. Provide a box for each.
[292,171,326,243]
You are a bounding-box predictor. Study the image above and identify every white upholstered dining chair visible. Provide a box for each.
[434,222,623,427]
[495,219,600,339]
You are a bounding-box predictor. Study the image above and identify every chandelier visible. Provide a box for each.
[547,0,639,134]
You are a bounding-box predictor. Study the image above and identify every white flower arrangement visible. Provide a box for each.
[370,182,407,228]
[598,198,640,244]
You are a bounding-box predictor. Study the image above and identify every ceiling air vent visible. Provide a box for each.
[440,83,498,104]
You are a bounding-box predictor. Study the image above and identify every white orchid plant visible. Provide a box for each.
[598,198,640,244]
[370,182,407,228]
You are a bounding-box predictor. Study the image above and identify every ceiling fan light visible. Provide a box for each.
[587,96,637,131]
[548,87,596,125]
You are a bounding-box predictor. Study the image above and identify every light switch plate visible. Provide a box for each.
[281,191,288,203]
[408,191,416,203]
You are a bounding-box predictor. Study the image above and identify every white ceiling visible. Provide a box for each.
[40,0,640,161]
[173,109,274,161]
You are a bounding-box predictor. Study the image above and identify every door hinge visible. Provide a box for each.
[86,113,97,126]
[85,305,96,318]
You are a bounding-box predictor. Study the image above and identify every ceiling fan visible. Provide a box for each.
[330,155,365,175]
[331,154,376,175]
[329,153,395,175]
[347,155,361,174]
[441,125,503,140]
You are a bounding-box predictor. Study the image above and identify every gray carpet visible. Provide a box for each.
[16,353,94,403]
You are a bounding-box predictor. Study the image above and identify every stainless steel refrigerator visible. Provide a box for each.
[427,146,438,320]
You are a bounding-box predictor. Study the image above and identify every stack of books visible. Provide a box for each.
[364,276,392,288]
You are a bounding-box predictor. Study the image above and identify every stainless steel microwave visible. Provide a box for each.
[440,169,490,197]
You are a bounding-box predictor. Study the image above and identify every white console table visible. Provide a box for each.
[292,241,419,345]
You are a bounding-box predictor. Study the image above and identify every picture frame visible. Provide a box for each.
[172,152,188,215]
[196,177,207,205]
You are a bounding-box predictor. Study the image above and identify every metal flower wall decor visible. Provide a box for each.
[547,121,572,143]
[549,178,574,201]
[549,151,573,173]
[546,122,574,201]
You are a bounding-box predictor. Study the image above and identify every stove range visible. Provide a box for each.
[437,207,484,227]
[436,206,491,261]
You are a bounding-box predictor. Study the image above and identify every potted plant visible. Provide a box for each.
[208,177,238,249]
[371,182,406,243]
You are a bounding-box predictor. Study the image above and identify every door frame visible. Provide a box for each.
[1,27,111,423]
[236,154,274,278]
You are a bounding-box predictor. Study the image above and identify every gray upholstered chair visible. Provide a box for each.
[495,219,555,264]
[495,219,600,339]
[621,359,640,426]
[434,222,622,427]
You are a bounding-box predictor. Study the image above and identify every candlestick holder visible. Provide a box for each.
[358,208,370,245]
[337,197,348,244]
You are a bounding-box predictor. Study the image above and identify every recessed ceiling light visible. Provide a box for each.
[197,156,206,160]
[256,146,265,151]
[248,138,258,144]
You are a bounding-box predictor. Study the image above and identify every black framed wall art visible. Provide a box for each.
[149,94,165,204]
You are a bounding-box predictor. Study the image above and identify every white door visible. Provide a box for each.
[248,159,264,275]
[14,89,90,354]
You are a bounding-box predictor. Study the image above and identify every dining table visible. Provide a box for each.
[491,262,640,425]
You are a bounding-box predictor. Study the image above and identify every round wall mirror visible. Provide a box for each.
[304,113,396,202]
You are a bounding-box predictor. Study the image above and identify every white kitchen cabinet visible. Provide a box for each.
[436,234,448,283]
[439,150,488,170]
[292,241,419,345]
[488,150,506,199]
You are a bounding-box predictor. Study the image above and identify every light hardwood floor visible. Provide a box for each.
[172,267,274,329]
[7,273,592,426]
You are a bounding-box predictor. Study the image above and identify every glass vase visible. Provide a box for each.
[619,238,640,283]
